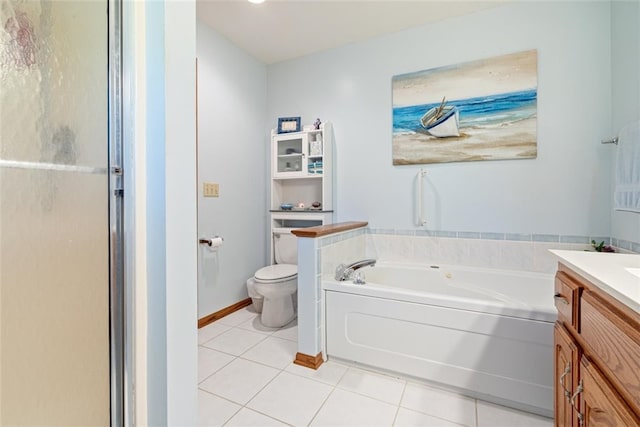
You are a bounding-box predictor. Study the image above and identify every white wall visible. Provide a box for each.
[165,1,198,424]
[267,2,613,237]
[196,22,268,317]
[125,1,197,424]
[142,1,168,423]
[611,1,640,246]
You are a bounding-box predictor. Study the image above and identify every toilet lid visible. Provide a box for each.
[255,264,297,281]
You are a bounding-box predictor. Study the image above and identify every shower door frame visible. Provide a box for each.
[108,0,126,424]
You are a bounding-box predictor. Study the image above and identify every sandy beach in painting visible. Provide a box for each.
[392,117,536,165]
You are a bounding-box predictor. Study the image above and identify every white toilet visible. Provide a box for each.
[246,228,298,327]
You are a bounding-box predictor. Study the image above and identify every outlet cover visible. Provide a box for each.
[203,182,219,197]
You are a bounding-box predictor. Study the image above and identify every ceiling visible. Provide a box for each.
[196,1,508,64]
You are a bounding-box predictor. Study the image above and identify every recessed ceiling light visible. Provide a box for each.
[248,0,265,4]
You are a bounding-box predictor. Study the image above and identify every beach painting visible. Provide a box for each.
[392,50,537,165]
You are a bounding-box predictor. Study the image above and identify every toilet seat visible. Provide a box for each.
[255,264,297,283]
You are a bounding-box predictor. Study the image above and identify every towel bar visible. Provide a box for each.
[601,137,619,145]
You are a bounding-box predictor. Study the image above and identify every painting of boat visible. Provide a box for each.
[420,99,460,137]
[392,49,538,165]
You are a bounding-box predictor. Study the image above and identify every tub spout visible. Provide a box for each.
[335,259,377,281]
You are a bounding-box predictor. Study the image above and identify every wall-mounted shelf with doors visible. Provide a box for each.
[269,122,334,262]
[272,125,329,178]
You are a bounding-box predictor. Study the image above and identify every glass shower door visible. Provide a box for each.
[0,1,113,424]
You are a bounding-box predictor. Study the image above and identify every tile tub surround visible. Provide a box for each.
[364,230,639,273]
[366,233,592,274]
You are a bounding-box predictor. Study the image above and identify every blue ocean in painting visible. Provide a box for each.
[392,89,537,135]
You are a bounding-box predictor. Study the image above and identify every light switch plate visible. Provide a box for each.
[203,182,219,197]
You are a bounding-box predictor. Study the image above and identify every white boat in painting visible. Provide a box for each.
[420,99,460,137]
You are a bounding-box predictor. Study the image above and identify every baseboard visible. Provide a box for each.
[198,298,252,329]
[293,352,324,370]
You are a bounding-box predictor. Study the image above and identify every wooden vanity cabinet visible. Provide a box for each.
[554,323,579,427]
[580,356,639,426]
[553,264,640,427]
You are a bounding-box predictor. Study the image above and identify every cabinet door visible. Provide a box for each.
[273,133,308,177]
[555,323,579,427]
[580,357,640,427]
[580,291,640,414]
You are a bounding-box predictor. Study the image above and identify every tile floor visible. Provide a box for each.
[198,306,553,427]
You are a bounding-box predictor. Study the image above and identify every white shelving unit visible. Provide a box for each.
[269,122,334,262]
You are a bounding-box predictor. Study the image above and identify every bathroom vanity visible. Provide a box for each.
[551,251,640,427]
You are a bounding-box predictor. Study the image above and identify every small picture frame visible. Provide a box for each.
[277,117,301,134]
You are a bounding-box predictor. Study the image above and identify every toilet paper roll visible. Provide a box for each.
[200,236,223,250]
[207,237,223,249]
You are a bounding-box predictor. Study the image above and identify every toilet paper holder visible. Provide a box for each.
[198,236,224,246]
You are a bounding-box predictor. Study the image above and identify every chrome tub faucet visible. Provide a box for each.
[335,259,377,282]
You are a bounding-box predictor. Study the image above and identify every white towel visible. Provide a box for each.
[614,120,640,213]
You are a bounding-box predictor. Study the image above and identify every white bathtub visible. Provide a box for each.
[324,263,555,417]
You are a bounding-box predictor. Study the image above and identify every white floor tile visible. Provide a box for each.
[272,318,298,342]
[401,382,476,427]
[216,306,261,326]
[198,347,235,383]
[476,401,552,427]
[285,360,348,386]
[237,316,280,335]
[247,371,333,426]
[198,322,232,345]
[241,336,298,369]
[202,327,266,356]
[337,367,406,405]
[310,388,397,426]
[225,407,289,427]
[195,316,549,427]
[198,390,241,426]
[199,358,280,405]
[394,407,466,427]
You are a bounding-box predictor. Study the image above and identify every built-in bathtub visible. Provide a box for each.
[324,263,555,417]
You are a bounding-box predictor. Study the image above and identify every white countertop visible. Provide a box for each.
[550,250,640,314]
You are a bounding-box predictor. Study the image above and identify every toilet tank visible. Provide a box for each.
[273,228,297,264]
